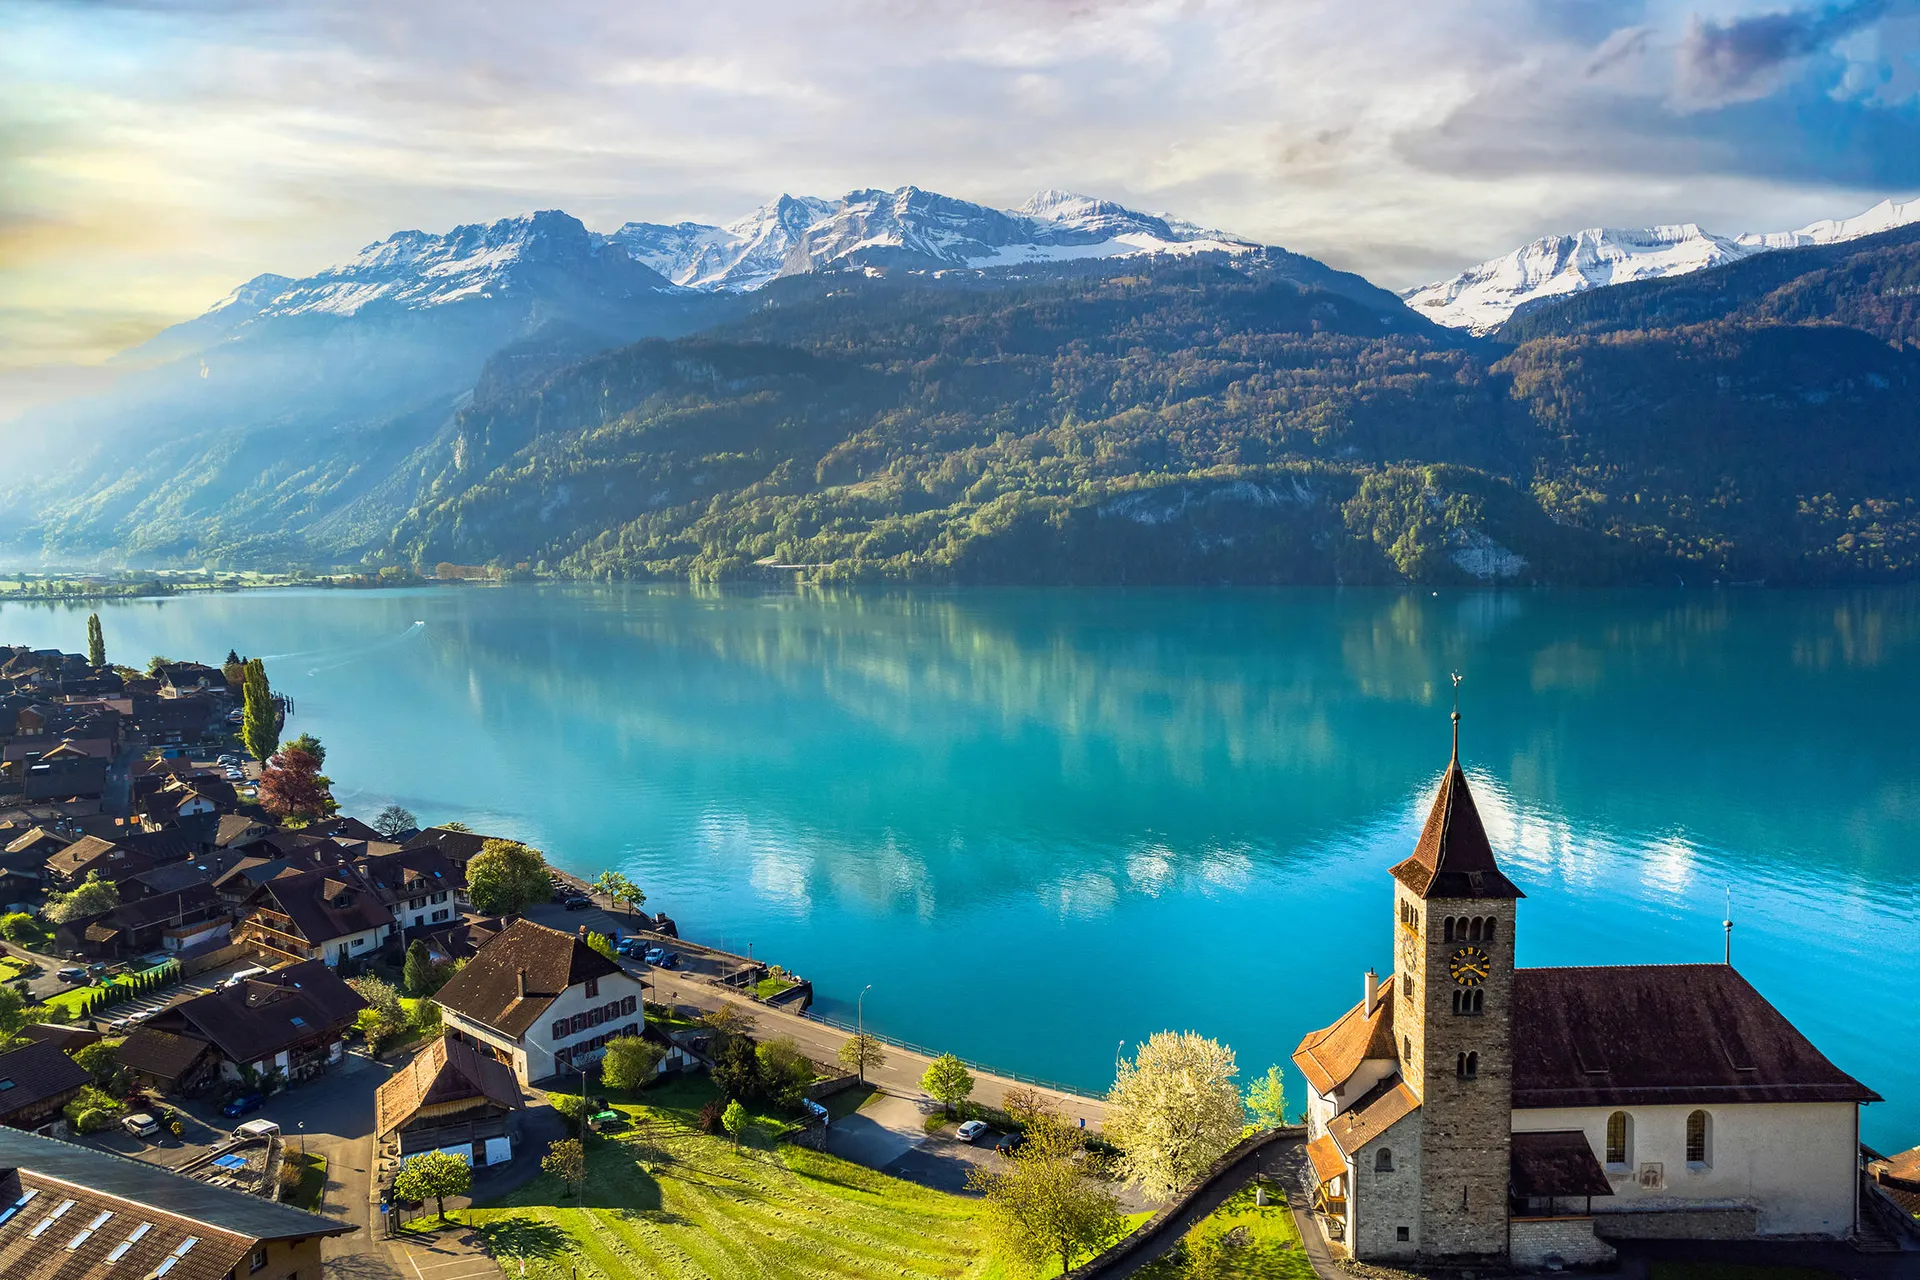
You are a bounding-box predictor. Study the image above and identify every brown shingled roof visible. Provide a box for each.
[375,1036,523,1137]
[1325,1078,1420,1157]
[1511,964,1881,1108]
[0,1040,91,1117]
[117,1027,216,1083]
[1510,1130,1614,1199]
[433,919,623,1039]
[1306,1134,1346,1186]
[1389,753,1523,901]
[1291,977,1395,1096]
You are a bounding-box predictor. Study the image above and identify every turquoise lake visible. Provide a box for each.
[4,585,1915,1146]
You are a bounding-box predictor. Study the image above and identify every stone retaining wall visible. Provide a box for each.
[1509,1216,1617,1268]
[1594,1205,1761,1239]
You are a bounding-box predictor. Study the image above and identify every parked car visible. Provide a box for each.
[233,1118,280,1139]
[956,1120,991,1142]
[616,938,648,958]
[221,1092,265,1119]
[643,947,665,964]
[121,1113,160,1139]
[994,1131,1027,1155]
[55,967,84,983]
[563,896,591,911]
[655,951,680,969]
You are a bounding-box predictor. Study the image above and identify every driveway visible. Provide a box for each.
[823,1090,927,1170]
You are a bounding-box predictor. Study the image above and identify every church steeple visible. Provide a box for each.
[1388,696,1524,902]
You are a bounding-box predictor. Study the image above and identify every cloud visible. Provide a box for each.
[1677,0,1898,105]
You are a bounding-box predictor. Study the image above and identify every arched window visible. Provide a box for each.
[1484,917,1498,942]
[1402,973,1413,1000]
[1456,1051,1477,1080]
[1444,917,1456,942]
[1452,990,1462,1015]
[1469,917,1483,942]
[1403,1035,1412,1062]
[1605,1111,1631,1167]
[1375,1148,1394,1173]
[1686,1110,1711,1166]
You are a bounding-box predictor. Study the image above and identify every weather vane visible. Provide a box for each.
[1450,671,1463,759]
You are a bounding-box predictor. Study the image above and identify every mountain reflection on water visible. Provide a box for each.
[5,585,1915,1142]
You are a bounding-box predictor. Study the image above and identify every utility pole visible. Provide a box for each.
[857,984,873,1084]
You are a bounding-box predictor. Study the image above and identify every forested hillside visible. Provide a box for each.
[380,251,1920,585]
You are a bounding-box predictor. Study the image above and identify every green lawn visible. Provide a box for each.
[1133,1183,1314,1280]
[283,1153,328,1211]
[470,1075,1007,1279]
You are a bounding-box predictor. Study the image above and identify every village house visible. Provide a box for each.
[0,1124,353,1279]
[154,662,227,699]
[1293,717,1880,1267]
[236,867,397,967]
[116,1026,220,1094]
[433,919,645,1085]
[374,1035,526,1168]
[359,844,468,930]
[0,1041,91,1135]
[142,959,366,1085]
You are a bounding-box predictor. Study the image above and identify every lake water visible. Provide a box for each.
[4,585,1916,1145]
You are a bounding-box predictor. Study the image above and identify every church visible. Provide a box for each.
[1292,712,1880,1268]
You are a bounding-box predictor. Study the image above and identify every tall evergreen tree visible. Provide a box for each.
[241,658,280,763]
[85,613,105,668]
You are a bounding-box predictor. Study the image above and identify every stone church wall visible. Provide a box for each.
[1509,1217,1617,1268]
[1350,1112,1422,1260]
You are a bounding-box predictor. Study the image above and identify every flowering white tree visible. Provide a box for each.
[1103,1030,1244,1204]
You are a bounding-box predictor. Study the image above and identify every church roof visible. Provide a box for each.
[1291,976,1396,1096]
[1389,732,1523,900]
[1326,1077,1420,1156]
[1511,964,1880,1108]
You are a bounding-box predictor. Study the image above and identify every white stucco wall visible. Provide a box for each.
[1306,1057,1398,1139]
[319,925,391,965]
[444,966,647,1086]
[1513,1102,1858,1237]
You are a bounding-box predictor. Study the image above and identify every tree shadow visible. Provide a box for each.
[472,1217,571,1261]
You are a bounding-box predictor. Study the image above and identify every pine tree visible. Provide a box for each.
[241,658,280,763]
[85,614,105,668]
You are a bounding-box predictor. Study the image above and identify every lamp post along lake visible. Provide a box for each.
[7,585,1915,1145]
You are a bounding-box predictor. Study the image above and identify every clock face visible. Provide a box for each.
[1448,946,1491,987]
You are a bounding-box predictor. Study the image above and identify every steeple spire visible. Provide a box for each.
[1387,678,1524,901]
[1451,671,1462,764]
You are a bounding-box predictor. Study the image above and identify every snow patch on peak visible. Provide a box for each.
[1407,194,1920,334]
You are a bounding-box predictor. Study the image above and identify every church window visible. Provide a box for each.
[1444,917,1456,942]
[1686,1110,1711,1166]
[1484,917,1497,942]
[1403,973,1413,1001]
[1456,1051,1477,1079]
[1403,1035,1412,1062]
[1469,917,1483,941]
[1605,1111,1631,1166]
[1396,1227,1410,1242]
[1375,1148,1393,1172]
[1451,989,1484,1016]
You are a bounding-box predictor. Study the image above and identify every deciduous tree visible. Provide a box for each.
[969,1119,1123,1275]
[1104,1031,1244,1204]
[541,1137,585,1198]
[1244,1064,1289,1131]
[837,1032,886,1083]
[373,804,418,839]
[85,614,105,668]
[600,1035,666,1091]
[922,1053,975,1117]
[46,871,118,923]
[756,1036,815,1109]
[240,658,279,763]
[584,931,617,962]
[282,732,325,766]
[465,839,550,915]
[710,1034,763,1104]
[403,940,434,996]
[394,1150,470,1220]
[258,745,336,825]
[722,1099,748,1148]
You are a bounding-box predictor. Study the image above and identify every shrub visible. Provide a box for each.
[696,1099,726,1134]
[548,1091,591,1124]
[0,913,42,945]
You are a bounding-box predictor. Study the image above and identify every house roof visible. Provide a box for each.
[15,1024,100,1054]
[104,883,222,932]
[1,827,66,857]
[1510,1130,1615,1199]
[434,919,624,1039]
[213,814,272,848]
[401,826,502,867]
[252,867,394,943]
[402,914,503,962]
[0,1041,91,1117]
[1291,977,1395,1096]
[44,835,128,880]
[1305,1134,1347,1186]
[1511,964,1881,1108]
[359,846,466,900]
[116,1027,215,1082]
[1325,1078,1420,1157]
[1389,743,1523,901]
[0,1124,351,1280]
[127,855,232,897]
[158,960,366,1065]
[375,1036,523,1137]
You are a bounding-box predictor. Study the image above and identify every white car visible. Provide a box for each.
[233,1119,280,1140]
[122,1113,159,1138]
[956,1120,991,1142]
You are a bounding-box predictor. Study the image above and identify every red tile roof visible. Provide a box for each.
[1325,1078,1420,1157]
[1389,757,1523,901]
[1291,977,1396,1096]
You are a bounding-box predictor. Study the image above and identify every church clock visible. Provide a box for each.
[1448,946,1491,987]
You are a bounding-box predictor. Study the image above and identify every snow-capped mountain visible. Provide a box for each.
[253,209,676,319]
[1405,195,1920,334]
[612,186,1258,291]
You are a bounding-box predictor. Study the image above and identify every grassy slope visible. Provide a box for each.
[471,1076,1005,1280]
[1133,1184,1314,1280]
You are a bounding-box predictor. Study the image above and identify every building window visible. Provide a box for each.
[1375,1148,1393,1172]
[585,978,599,998]
[1456,1051,1477,1080]
[251,1245,269,1272]
[1686,1110,1711,1167]
[1605,1111,1631,1167]
[1451,989,1483,1016]
[1402,973,1412,1000]
[1483,917,1497,942]
[1443,917,1455,942]
[622,994,637,1016]
[1396,1227,1409,1242]
[551,1019,567,1040]
[1403,1035,1411,1062]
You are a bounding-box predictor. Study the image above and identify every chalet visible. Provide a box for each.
[404,914,504,964]
[374,1035,525,1167]
[434,919,645,1085]
[360,845,467,930]
[14,1024,101,1056]
[117,1027,220,1094]
[0,1041,90,1135]
[402,826,501,880]
[60,882,229,959]
[236,867,396,967]
[44,835,152,891]
[0,1124,353,1278]
[155,662,227,699]
[143,959,366,1085]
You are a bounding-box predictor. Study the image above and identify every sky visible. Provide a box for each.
[4,0,1920,381]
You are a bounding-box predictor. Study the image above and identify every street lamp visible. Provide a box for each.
[1115,1040,1125,1076]
[856,984,873,1084]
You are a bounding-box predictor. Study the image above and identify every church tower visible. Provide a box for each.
[1387,706,1523,1259]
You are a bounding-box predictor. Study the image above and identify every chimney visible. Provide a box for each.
[1363,968,1379,1017]
[516,968,527,998]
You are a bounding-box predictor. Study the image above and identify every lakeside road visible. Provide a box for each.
[522,898,1108,1128]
